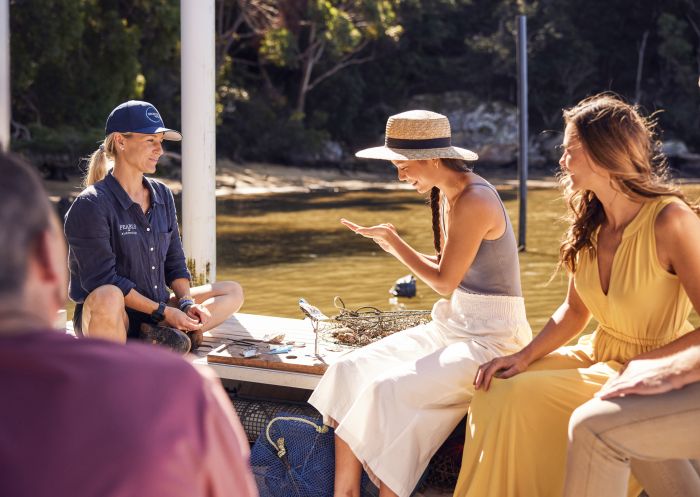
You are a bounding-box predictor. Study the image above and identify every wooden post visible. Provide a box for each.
[181,0,217,284]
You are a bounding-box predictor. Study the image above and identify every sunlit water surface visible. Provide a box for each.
[215,184,700,334]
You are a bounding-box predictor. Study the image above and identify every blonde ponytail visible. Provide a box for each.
[84,133,122,187]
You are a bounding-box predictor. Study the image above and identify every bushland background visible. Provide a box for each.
[8,0,700,175]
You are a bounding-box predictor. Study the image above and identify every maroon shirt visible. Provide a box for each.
[0,330,258,497]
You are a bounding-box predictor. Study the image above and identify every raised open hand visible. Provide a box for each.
[341,218,398,254]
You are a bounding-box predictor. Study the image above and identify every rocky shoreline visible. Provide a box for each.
[43,157,561,201]
[43,154,700,207]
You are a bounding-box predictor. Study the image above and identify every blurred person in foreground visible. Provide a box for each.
[64,100,243,353]
[0,151,258,497]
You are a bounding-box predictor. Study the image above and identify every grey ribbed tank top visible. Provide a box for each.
[441,183,522,297]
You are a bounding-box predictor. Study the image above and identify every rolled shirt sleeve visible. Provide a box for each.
[163,187,191,286]
[65,195,137,299]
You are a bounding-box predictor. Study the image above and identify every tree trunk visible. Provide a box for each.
[296,62,311,115]
[260,65,285,106]
[635,30,649,103]
[295,24,317,116]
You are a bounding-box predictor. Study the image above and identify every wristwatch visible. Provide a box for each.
[151,302,167,323]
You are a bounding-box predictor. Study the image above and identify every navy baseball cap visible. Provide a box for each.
[105,100,182,141]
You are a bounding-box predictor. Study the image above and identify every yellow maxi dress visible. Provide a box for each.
[453,196,695,497]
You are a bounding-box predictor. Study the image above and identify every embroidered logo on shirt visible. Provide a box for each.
[119,224,138,236]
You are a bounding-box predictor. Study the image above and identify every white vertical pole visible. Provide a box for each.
[181,0,216,284]
[0,0,10,152]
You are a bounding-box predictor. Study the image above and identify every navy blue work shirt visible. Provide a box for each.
[64,172,191,305]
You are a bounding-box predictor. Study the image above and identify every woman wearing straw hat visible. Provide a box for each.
[308,110,532,497]
[64,100,244,353]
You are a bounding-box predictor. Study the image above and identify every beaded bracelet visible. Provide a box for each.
[179,298,195,313]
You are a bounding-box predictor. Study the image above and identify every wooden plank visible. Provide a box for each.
[193,357,323,389]
[207,344,326,374]
[206,341,345,375]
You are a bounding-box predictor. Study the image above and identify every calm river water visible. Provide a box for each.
[215,183,700,333]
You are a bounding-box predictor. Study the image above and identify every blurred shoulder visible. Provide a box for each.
[105,340,203,382]
[43,333,205,389]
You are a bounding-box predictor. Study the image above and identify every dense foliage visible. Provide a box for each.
[9,0,700,163]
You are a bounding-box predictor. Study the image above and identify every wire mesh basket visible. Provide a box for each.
[322,297,432,347]
[231,396,320,443]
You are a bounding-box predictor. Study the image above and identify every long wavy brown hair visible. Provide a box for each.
[558,93,699,274]
[429,158,472,262]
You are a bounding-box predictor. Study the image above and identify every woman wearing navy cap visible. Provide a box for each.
[64,100,243,353]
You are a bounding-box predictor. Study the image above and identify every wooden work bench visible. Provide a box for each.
[191,313,351,390]
[66,312,349,390]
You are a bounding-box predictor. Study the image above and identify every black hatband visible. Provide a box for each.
[385,137,451,149]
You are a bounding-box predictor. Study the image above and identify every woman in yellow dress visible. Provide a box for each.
[453,93,700,497]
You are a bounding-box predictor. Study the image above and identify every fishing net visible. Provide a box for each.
[322,297,432,347]
[250,414,378,497]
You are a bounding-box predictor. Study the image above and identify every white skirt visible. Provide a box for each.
[308,289,532,497]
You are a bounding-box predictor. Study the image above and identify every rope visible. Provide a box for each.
[265,416,330,458]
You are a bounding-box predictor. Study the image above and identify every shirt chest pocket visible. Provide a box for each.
[158,230,173,259]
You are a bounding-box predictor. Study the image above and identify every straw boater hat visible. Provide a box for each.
[355,110,478,161]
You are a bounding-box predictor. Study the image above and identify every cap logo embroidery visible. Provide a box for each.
[145,107,161,123]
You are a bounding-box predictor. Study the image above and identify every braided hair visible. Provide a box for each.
[429,158,473,262]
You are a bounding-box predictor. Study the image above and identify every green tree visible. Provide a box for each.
[116,0,181,126]
[9,0,700,162]
[10,0,85,127]
[11,0,142,130]
[256,0,402,115]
